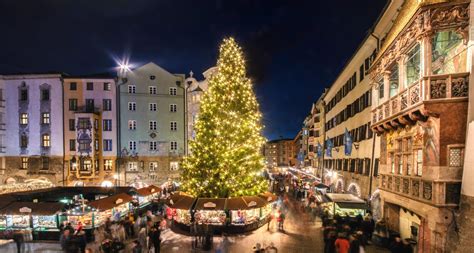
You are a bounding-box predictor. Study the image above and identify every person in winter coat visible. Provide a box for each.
[75,228,87,253]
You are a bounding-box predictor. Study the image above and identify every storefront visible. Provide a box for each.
[193,198,227,226]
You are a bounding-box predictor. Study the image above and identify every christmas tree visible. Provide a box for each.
[180,38,268,198]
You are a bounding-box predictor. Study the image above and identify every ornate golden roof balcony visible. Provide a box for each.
[371,72,469,134]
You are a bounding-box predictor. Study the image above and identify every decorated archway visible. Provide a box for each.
[347,182,361,197]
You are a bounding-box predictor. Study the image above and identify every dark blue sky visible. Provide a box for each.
[0,0,387,140]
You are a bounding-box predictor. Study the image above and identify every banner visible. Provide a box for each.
[344,128,353,156]
[325,138,333,157]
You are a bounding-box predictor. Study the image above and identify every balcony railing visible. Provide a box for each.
[75,106,101,114]
[380,173,461,206]
[372,72,469,124]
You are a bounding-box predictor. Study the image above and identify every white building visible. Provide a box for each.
[1,74,64,185]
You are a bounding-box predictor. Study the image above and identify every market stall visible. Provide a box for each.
[322,193,367,218]
[0,202,64,240]
[193,198,227,226]
[88,193,133,223]
[226,196,267,226]
[136,185,161,207]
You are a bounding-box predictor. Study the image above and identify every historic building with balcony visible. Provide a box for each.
[63,76,117,186]
[1,74,64,185]
[369,1,470,251]
[118,62,185,186]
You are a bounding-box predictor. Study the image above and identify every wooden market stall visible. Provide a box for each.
[136,185,161,207]
[88,193,133,225]
[323,193,367,218]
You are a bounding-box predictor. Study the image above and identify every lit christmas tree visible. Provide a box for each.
[180,38,268,198]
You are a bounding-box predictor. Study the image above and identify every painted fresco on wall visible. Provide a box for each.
[418,118,440,166]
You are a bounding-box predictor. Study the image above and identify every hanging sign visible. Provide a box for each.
[203,202,217,208]
[19,207,32,213]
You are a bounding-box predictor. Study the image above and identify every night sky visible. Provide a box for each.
[0,0,387,140]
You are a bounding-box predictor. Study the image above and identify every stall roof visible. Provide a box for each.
[88,193,133,211]
[0,202,64,216]
[136,185,161,196]
[259,192,278,203]
[336,202,367,210]
[242,196,267,209]
[325,193,365,203]
[225,197,247,210]
[0,195,15,209]
[172,195,196,210]
[195,198,226,210]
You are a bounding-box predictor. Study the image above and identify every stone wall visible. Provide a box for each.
[447,194,474,252]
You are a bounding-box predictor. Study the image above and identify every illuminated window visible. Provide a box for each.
[104,160,113,171]
[127,162,138,172]
[42,134,50,147]
[21,157,28,169]
[415,149,423,176]
[170,161,179,171]
[149,162,158,171]
[19,113,28,125]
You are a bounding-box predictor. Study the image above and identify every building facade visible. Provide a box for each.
[118,62,185,186]
[370,0,471,251]
[63,77,118,186]
[1,74,64,185]
[264,139,294,169]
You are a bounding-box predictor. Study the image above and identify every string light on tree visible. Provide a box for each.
[180,37,268,198]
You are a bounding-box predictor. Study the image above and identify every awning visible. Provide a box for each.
[335,202,367,210]
[258,192,278,203]
[242,196,267,209]
[136,185,161,197]
[88,193,133,211]
[194,198,226,210]
[0,202,64,216]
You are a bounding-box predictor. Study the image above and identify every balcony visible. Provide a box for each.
[75,106,101,114]
[372,73,469,133]
[380,173,461,207]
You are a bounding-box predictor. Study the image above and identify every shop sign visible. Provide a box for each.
[247,201,257,207]
[115,198,123,204]
[19,207,32,213]
[203,202,216,208]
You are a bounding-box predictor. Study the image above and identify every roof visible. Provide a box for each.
[136,185,161,196]
[336,202,367,210]
[241,196,267,209]
[225,197,248,210]
[194,198,226,210]
[166,192,196,210]
[258,192,278,203]
[0,202,64,216]
[325,193,365,203]
[88,193,133,211]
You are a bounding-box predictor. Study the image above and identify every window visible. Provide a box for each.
[69,139,76,151]
[170,161,179,171]
[378,81,384,101]
[69,99,78,111]
[41,113,50,124]
[128,85,136,94]
[150,75,156,80]
[359,64,365,82]
[449,147,463,167]
[149,103,157,111]
[129,141,136,151]
[41,89,50,101]
[128,120,136,130]
[103,82,111,91]
[398,156,403,174]
[78,139,90,152]
[149,162,158,171]
[432,30,467,74]
[170,121,177,131]
[389,64,399,98]
[103,99,112,111]
[85,99,94,111]
[149,141,157,151]
[415,149,423,176]
[19,113,28,125]
[103,139,113,151]
[78,118,90,129]
[21,157,28,169]
[128,102,136,111]
[104,160,113,171]
[170,141,177,151]
[95,139,99,151]
[69,119,75,131]
[86,82,93,90]
[70,82,77,90]
[149,86,157,94]
[127,162,138,172]
[149,121,157,130]
[20,89,28,101]
[41,157,49,170]
[170,104,177,112]
[406,44,421,87]
[169,87,177,95]
[42,134,50,147]
[20,135,28,148]
[103,119,112,131]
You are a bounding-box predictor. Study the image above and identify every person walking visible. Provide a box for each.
[278,211,285,231]
[148,225,161,253]
[75,227,87,253]
[12,230,24,253]
[334,233,350,253]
